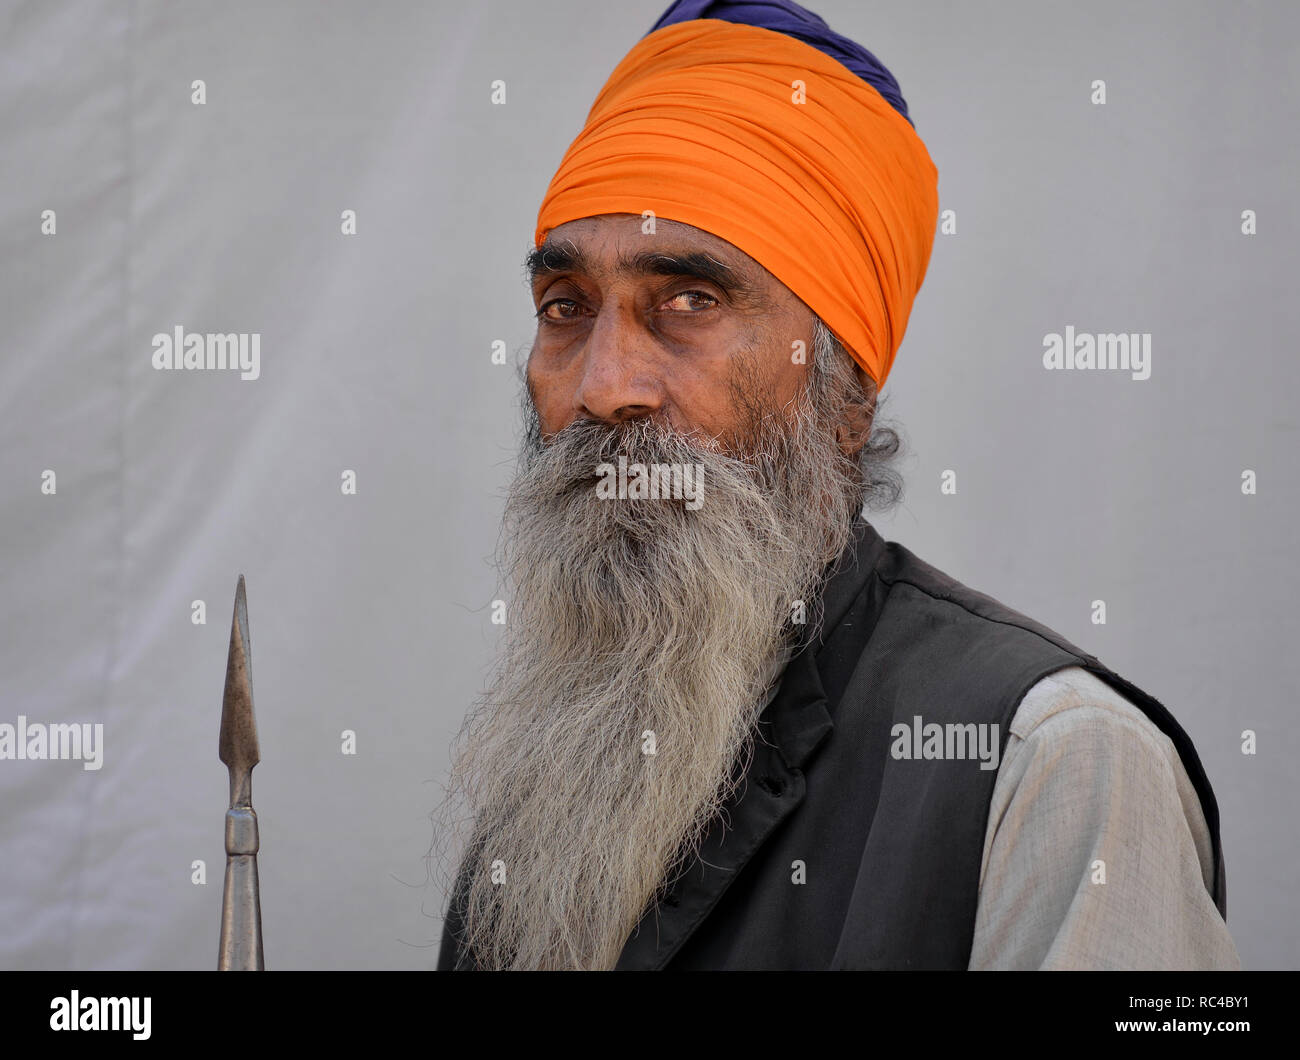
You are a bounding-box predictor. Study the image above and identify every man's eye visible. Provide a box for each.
[536,299,581,321]
[663,290,719,312]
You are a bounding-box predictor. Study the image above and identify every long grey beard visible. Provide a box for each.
[442,353,864,970]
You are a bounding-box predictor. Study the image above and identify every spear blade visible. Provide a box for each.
[218,574,264,970]
[219,574,259,794]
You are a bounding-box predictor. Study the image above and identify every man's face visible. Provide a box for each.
[440,213,870,971]
[526,214,815,447]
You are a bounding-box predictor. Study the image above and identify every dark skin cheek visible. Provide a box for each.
[528,334,808,443]
[527,304,814,441]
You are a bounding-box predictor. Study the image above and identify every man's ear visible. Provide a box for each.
[835,365,878,458]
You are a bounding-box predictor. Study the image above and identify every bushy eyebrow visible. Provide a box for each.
[524,241,761,302]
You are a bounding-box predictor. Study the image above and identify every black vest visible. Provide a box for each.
[439,518,1227,970]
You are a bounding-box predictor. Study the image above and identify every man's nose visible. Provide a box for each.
[575,308,665,424]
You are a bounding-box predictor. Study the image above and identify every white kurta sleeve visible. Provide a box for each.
[967,666,1241,970]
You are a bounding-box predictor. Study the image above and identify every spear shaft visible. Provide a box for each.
[218,575,264,970]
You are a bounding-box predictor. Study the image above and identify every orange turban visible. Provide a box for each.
[533,17,939,390]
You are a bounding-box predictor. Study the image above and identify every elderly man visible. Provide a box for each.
[436,0,1239,971]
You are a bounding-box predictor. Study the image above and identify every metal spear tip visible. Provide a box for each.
[219,574,259,795]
